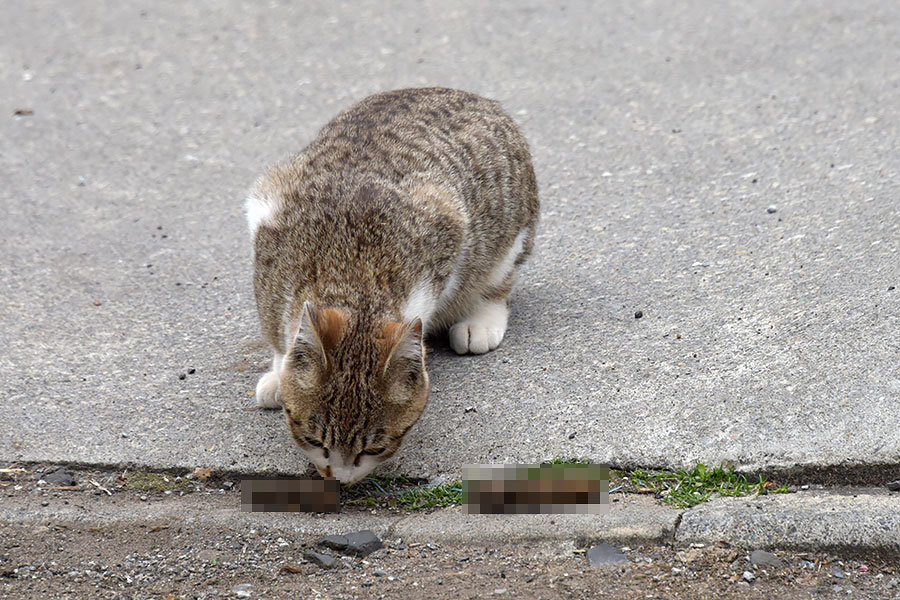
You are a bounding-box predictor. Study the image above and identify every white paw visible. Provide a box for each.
[255,370,282,408]
[449,301,509,355]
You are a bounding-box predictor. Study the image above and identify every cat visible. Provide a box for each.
[245,88,539,484]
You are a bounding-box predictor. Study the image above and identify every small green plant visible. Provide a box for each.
[395,482,462,509]
[629,464,788,508]
[342,475,462,510]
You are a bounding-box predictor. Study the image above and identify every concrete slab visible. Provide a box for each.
[676,489,900,557]
[393,494,680,546]
[0,489,678,550]
[2,1,899,479]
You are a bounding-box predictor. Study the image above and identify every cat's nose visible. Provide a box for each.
[319,465,333,478]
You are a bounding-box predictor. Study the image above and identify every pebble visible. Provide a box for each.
[493,588,507,595]
[830,566,846,579]
[743,570,756,582]
[749,549,784,568]
[767,205,777,214]
[43,469,76,486]
[231,583,252,597]
[41,500,49,507]
[318,530,383,557]
[634,310,643,319]
[586,544,629,567]
[303,550,338,569]
[373,569,388,577]
[886,480,900,491]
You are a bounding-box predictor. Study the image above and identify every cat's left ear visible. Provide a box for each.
[381,318,425,377]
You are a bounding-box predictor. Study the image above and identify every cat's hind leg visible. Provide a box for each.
[447,227,533,355]
[255,353,283,408]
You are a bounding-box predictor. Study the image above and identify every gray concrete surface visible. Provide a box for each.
[676,489,900,557]
[0,487,678,551]
[2,1,899,480]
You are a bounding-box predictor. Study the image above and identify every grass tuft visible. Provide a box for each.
[629,463,788,508]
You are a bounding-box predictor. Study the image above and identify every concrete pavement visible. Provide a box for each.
[2,1,899,485]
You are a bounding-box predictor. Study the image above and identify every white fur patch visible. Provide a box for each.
[401,278,436,326]
[436,260,463,314]
[244,193,279,236]
[487,228,529,288]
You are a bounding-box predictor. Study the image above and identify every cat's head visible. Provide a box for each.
[279,301,428,484]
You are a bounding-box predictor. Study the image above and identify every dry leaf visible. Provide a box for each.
[280,563,304,574]
[193,467,212,481]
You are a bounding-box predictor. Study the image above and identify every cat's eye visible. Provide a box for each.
[360,447,386,456]
[303,436,324,448]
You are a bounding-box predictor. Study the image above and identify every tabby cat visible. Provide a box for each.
[245,88,539,483]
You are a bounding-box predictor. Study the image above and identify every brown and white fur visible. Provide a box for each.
[245,88,539,484]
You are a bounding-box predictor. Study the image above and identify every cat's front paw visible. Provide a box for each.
[449,301,509,354]
[255,371,282,408]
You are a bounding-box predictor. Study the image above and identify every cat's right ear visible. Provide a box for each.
[290,301,347,369]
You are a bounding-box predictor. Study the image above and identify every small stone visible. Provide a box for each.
[800,484,809,490]
[139,495,148,502]
[373,569,388,577]
[801,560,816,569]
[749,549,784,568]
[303,550,338,569]
[634,310,643,319]
[178,373,186,380]
[830,566,845,579]
[319,530,383,557]
[493,589,507,595]
[361,581,373,587]
[767,205,777,214]
[786,485,799,493]
[886,480,900,491]
[833,586,843,593]
[319,534,349,551]
[586,544,629,567]
[742,571,756,582]
[187,368,196,374]
[41,500,49,507]
[464,406,477,413]
[43,469,76,487]
[888,286,895,291]
[231,583,252,597]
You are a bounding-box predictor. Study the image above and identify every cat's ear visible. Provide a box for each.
[291,301,347,368]
[382,318,425,384]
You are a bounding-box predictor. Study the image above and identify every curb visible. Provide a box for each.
[675,487,900,558]
[2,487,897,558]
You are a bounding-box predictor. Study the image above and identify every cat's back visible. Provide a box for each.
[300,88,536,208]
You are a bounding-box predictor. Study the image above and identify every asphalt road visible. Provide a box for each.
[2,1,898,481]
